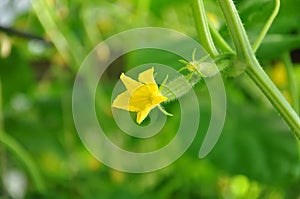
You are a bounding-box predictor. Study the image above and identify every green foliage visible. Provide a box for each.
[0,0,299,198]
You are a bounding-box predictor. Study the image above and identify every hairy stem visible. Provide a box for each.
[218,0,300,138]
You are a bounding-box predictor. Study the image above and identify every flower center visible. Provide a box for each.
[129,83,166,111]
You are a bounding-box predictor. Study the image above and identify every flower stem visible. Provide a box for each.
[191,0,219,57]
[218,0,300,139]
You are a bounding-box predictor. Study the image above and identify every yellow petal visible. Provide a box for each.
[138,67,156,84]
[152,95,167,105]
[136,107,152,124]
[120,73,142,93]
[112,91,139,112]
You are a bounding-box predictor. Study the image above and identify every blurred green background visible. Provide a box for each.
[0,0,300,198]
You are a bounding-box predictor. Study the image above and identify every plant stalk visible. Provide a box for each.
[209,22,234,53]
[191,0,219,57]
[218,0,300,138]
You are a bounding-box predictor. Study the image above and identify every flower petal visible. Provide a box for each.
[152,95,167,105]
[138,67,156,84]
[112,91,139,112]
[136,107,152,124]
[120,73,142,93]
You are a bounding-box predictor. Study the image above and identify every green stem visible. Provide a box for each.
[209,22,234,53]
[218,0,300,139]
[247,64,300,138]
[282,53,299,114]
[253,0,280,52]
[0,132,46,192]
[191,0,219,57]
[217,0,252,60]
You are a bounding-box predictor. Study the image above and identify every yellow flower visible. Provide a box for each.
[112,68,168,124]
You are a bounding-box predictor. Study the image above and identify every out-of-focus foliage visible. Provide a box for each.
[0,0,299,198]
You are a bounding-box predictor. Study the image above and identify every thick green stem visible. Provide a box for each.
[217,0,251,59]
[247,63,300,138]
[191,0,219,57]
[218,0,300,138]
